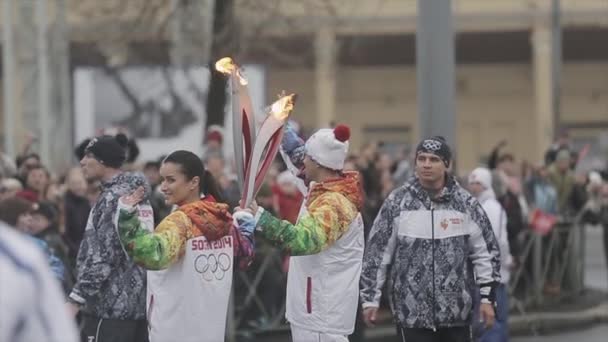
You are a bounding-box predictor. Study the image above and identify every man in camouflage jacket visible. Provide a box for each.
[67,134,153,342]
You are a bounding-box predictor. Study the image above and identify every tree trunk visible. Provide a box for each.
[205,63,228,128]
[204,0,233,131]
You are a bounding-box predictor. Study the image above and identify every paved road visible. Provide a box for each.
[513,225,607,342]
[583,226,607,290]
[363,226,608,342]
[513,324,608,342]
[261,226,608,342]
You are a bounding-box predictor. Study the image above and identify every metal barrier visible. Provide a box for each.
[227,244,289,341]
[226,217,587,340]
[508,217,585,331]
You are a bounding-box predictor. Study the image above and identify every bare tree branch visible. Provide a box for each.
[183,70,208,103]
[258,39,311,66]
[103,65,142,114]
[72,0,340,68]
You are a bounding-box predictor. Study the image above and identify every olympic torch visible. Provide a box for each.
[241,94,296,208]
[215,57,256,191]
[215,57,296,208]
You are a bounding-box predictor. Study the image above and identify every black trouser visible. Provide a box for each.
[81,314,148,342]
[397,326,472,342]
[349,303,366,342]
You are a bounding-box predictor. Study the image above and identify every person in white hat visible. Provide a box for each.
[468,167,512,342]
[238,124,365,342]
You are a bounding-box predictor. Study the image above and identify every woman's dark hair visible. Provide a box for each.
[498,153,515,164]
[25,165,50,191]
[144,160,161,171]
[26,165,50,179]
[0,197,34,226]
[163,150,224,202]
[16,153,41,169]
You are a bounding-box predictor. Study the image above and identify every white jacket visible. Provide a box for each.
[478,189,512,284]
[0,224,79,342]
[286,206,365,335]
[115,199,249,342]
[147,235,234,342]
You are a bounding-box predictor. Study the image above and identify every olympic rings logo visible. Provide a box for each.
[194,253,231,281]
[422,139,442,151]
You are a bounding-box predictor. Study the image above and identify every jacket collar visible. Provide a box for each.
[100,172,124,189]
[409,173,458,207]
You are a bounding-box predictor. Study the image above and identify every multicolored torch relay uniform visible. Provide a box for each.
[116,195,255,342]
[253,124,365,342]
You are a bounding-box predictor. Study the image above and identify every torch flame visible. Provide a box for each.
[215,57,236,74]
[214,57,248,85]
[270,93,296,121]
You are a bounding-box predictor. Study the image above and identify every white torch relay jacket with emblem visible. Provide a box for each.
[360,175,501,330]
[257,124,366,335]
[115,196,255,342]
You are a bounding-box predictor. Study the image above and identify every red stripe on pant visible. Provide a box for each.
[306,277,312,314]
[147,295,154,331]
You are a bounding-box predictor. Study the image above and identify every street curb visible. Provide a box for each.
[510,302,608,336]
[362,302,608,339]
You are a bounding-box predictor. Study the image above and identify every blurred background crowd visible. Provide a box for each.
[1,1,608,341]
[0,122,606,340]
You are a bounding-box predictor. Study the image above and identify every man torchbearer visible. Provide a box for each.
[238,124,365,342]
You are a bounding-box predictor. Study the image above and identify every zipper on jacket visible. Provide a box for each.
[430,205,436,332]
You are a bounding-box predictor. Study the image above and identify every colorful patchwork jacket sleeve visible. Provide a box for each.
[116,200,189,270]
[258,192,358,256]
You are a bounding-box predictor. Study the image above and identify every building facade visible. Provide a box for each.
[0,0,607,173]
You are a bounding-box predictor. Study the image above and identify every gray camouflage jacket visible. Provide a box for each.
[360,175,500,329]
[69,172,151,320]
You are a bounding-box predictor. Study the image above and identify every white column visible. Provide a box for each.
[2,0,16,157]
[37,0,50,166]
[314,26,337,128]
[531,22,556,162]
[48,0,74,171]
[14,0,38,152]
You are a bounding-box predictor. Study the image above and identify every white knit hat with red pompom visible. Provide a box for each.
[304,124,351,171]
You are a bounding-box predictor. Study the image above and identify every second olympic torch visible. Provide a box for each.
[241,94,296,208]
[215,57,296,209]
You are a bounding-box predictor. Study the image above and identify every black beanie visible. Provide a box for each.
[84,134,129,168]
[416,136,452,167]
[32,201,58,223]
[74,138,91,161]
